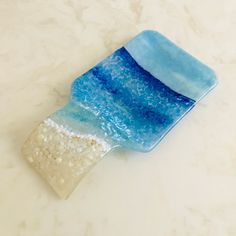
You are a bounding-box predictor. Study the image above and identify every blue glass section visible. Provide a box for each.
[50,30,217,152]
[125,30,217,101]
[52,47,195,152]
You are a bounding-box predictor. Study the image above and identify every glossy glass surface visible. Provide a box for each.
[51,30,217,152]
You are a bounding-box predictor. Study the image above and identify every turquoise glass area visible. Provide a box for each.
[50,30,217,152]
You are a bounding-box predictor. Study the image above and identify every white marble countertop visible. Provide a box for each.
[0,0,236,235]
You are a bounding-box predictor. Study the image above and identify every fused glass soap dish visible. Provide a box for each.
[22,30,217,198]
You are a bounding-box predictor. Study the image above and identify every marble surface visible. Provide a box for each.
[0,0,236,235]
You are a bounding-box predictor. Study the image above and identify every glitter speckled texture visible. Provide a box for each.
[22,119,111,198]
[22,30,217,198]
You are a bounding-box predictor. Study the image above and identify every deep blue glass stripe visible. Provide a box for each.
[65,47,195,151]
